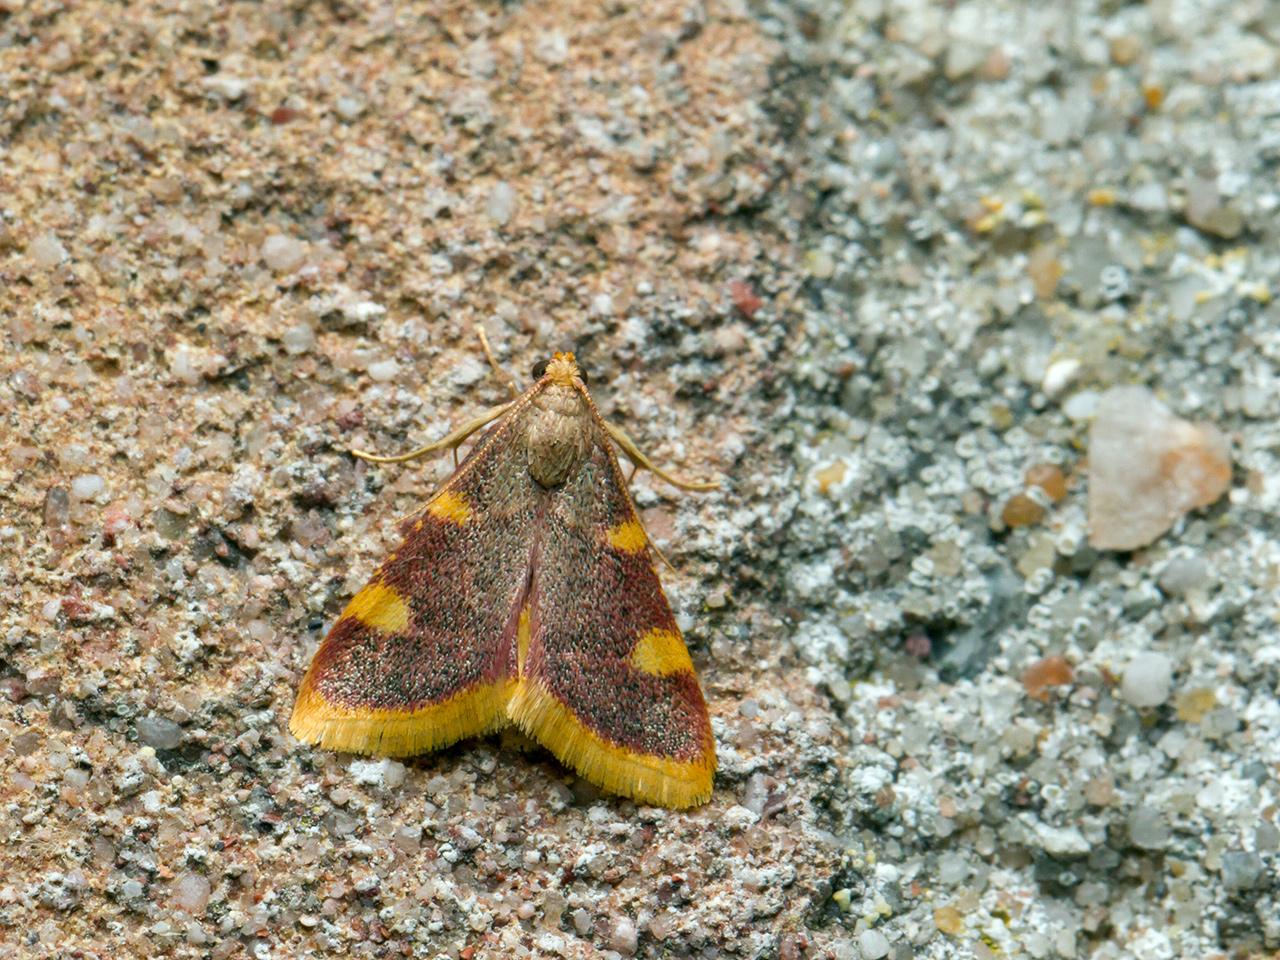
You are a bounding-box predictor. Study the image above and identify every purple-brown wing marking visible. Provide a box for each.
[289,400,539,756]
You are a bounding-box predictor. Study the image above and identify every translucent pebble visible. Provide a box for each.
[1157,555,1209,595]
[260,234,306,273]
[1127,805,1169,849]
[934,905,964,935]
[1063,390,1099,422]
[367,359,400,383]
[1087,386,1230,550]
[282,324,315,355]
[609,917,638,956]
[937,852,969,885]
[1256,821,1280,852]
[1220,851,1263,892]
[859,929,890,959]
[44,486,70,530]
[29,232,68,268]
[1002,492,1045,527]
[1025,463,1068,502]
[1121,652,1174,707]
[58,444,92,469]
[137,715,183,750]
[70,474,104,500]
[1022,656,1074,701]
[486,182,517,226]
[171,873,212,913]
[335,95,365,120]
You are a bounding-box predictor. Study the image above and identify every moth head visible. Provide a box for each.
[533,352,589,387]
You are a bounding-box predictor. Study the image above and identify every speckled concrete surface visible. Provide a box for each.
[3,1,1279,958]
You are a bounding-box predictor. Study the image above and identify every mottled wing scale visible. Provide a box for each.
[289,401,539,756]
[508,431,716,808]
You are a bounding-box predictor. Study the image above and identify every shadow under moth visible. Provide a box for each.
[290,333,718,808]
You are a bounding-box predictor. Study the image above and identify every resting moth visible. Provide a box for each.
[289,333,719,808]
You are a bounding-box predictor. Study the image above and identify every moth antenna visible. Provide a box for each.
[602,420,720,492]
[351,401,515,464]
[475,324,521,399]
[649,538,676,573]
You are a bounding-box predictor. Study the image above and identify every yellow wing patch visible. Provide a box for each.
[630,627,694,677]
[606,520,647,553]
[344,582,410,633]
[427,490,472,525]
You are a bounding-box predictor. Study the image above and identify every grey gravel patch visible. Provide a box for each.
[747,0,1280,955]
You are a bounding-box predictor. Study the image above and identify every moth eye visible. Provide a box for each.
[531,359,549,380]
[576,366,590,385]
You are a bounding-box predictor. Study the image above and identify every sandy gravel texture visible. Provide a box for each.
[3,1,1280,959]
[2,2,832,958]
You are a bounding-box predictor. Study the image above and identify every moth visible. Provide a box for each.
[290,331,718,808]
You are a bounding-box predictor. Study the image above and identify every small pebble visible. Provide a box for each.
[1083,776,1114,807]
[335,95,365,120]
[487,182,517,226]
[1185,178,1243,239]
[282,324,315,355]
[1087,386,1230,551]
[260,234,306,273]
[1158,555,1210,595]
[70,474,105,501]
[858,929,890,959]
[1021,656,1074,701]
[933,905,964,936]
[805,249,835,279]
[1220,851,1263,892]
[590,292,613,317]
[367,359,401,383]
[1002,492,1045,528]
[1120,652,1174,708]
[171,873,211,913]
[1127,805,1169,850]
[348,757,407,789]
[1025,463,1067,502]
[609,917,638,956]
[1174,688,1216,723]
[44,486,70,530]
[29,232,68,268]
[1063,390,1099,422]
[1256,821,1280,853]
[137,716,183,750]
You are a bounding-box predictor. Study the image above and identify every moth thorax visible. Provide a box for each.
[527,385,592,488]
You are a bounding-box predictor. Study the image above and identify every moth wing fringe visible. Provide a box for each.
[289,680,515,758]
[506,680,714,809]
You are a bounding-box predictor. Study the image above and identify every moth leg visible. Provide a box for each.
[475,324,522,399]
[351,401,514,464]
[602,420,720,492]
